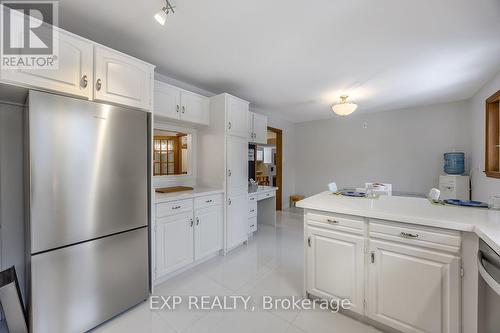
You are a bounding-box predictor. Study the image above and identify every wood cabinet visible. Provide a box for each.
[248,112,267,144]
[155,212,194,277]
[194,205,222,261]
[367,239,460,333]
[0,29,93,99]
[306,225,365,314]
[94,46,153,110]
[154,81,209,125]
[226,95,249,138]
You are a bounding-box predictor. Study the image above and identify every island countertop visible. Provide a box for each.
[297,191,500,253]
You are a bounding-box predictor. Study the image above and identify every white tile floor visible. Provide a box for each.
[93,210,383,333]
[0,210,384,333]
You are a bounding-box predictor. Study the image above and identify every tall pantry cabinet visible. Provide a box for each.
[197,93,249,252]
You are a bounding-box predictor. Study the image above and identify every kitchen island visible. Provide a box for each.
[297,191,500,333]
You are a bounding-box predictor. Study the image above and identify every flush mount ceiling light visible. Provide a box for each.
[331,95,358,116]
[154,0,175,26]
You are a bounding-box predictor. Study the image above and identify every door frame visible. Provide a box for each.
[267,126,282,210]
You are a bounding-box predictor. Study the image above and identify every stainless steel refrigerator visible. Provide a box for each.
[26,91,150,333]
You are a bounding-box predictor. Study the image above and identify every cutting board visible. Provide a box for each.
[155,186,194,194]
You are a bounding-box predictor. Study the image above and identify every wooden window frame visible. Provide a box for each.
[485,90,500,178]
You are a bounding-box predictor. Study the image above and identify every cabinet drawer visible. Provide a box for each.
[369,219,461,252]
[307,212,365,234]
[258,191,275,201]
[248,216,257,233]
[248,199,257,218]
[194,194,222,209]
[156,199,193,218]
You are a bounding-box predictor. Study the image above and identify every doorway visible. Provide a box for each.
[267,127,283,210]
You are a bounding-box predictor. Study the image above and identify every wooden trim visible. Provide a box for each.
[485,90,500,177]
[268,126,283,211]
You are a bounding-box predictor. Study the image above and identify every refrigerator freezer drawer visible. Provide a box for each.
[30,227,149,333]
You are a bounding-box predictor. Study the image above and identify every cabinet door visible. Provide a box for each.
[248,112,255,141]
[306,226,365,314]
[0,29,93,99]
[155,212,194,278]
[194,205,222,260]
[226,95,249,138]
[226,193,248,249]
[226,135,248,196]
[180,90,209,125]
[154,81,181,120]
[367,239,460,333]
[252,113,268,144]
[94,46,153,110]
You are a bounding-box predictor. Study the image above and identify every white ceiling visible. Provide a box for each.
[58,0,500,122]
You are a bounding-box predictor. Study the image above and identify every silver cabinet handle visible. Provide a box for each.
[205,199,213,203]
[228,170,232,177]
[326,219,338,224]
[250,209,255,213]
[400,232,419,239]
[228,122,232,130]
[176,105,180,113]
[81,75,88,88]
[250,224,255,228]
[196,217,200,226]
[172,205,181,210]
[182,106,185,114]
[228,198,231,206]
[307,237,311,247]
[190,218,193,227]
[96,79,102,91]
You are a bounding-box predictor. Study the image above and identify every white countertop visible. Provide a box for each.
[297,191,500,253]
[155,187,224,203]
[248,186,278,194]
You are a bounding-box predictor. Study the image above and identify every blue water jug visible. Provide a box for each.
[444,152,465,175]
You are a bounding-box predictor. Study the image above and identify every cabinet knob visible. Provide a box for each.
[96,79,102,91]
[81,75,88,88]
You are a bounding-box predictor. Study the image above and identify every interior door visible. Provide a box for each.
[194,206,222,260]
[180,90,209,124]
[252,113,268,144]
[306,226,365,314]
[226,95,249,138]
[226,135,248,196]
[367,239,460,333]
[0,29,93,99]
[154,81,181,120]
[226,193,248,249]
[155,212,194,278]
[94,46,152,110]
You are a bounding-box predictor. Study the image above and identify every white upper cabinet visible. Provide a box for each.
[94,46,153,110]
[248,112,267,144]
[154,81,209,125]
[154,81,181,119]
[180,90,209,125]
[226,95,249,138]
[0,29,93,99]
[306,225,365,314]
[367,239,460,333]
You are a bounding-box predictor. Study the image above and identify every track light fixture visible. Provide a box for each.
[154,0,175,26]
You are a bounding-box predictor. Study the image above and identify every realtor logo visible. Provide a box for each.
[1,1,58,69]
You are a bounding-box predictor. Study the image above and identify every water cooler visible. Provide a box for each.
[439,175,470,200]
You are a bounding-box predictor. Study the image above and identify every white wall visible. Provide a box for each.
[469,70,500,202]
[252,108,296,209]
[294,101,471,197]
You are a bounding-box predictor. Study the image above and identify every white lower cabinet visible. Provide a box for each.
[306,225,365,314]
[154,194,223,281]
[194,205,222,260]
[367,239,460,333]
[156,212,194,277]
[305,213,462,333]
[226,193,248,249]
